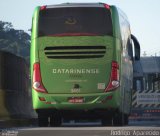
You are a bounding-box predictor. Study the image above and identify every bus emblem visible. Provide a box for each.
[71,84,81,93]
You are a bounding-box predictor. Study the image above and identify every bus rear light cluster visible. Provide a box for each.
[40,6,47,11]
[32,63,47,93]
[104,4,110,10]
[105,61,120,92]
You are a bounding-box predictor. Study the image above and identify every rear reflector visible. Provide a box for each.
[45,102,52,104]
[39,97,46,101]
[105,61,120,92]
[102,95,113,103]
[32,63,47,93]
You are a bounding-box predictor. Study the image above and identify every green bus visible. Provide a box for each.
[31,3,140,126]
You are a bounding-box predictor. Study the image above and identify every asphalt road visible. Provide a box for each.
[1,121,160,136]
[18,126,160,136]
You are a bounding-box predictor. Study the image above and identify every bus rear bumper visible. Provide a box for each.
[32,90,121,111]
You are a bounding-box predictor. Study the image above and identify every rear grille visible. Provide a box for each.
[44,46,106,59]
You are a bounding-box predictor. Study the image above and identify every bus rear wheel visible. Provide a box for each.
[38,114,49,127]
[50,114,62,127]
[101,117,112,126]
[112,113,129,126]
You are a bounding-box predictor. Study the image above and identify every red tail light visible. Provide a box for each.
[32,63,47,93]
[104,4,110,10]
[40,6,47,11]
[105,61,120,92]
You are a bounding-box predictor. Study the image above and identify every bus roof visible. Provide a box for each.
[43,3,109,9]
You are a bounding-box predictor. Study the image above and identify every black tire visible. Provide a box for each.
[50,115,62,127]
[38,114,49,127]
[124,114,129,125]
[113,113,129,126]
[101,117,112,126]
[112,113,124,126]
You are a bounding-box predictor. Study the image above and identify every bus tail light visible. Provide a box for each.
[40,6,47,11]
[32,63,47,93]
[104,4,110,10]
[105,61,120,92]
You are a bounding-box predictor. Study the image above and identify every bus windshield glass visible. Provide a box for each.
[38,7,113,37]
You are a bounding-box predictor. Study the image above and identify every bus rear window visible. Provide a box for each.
[38,7,113,37]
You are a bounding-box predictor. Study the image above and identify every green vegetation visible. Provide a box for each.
[0,21,30,62]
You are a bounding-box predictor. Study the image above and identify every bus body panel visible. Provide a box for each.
[38,36,114,94]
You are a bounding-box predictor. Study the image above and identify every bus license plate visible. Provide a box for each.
[68,97,84,103]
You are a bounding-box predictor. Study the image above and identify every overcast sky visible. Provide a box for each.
[0,0,160,56]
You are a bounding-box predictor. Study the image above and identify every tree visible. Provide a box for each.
[0,21,30,63]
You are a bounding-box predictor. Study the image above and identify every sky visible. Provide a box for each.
[0,0,160,56]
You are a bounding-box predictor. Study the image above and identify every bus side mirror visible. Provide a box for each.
[131,34,140,60]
